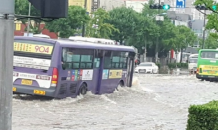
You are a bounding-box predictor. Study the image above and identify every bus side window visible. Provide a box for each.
[112,51,120,69]
[62,48,94,69]
[120,52,127,69]
[104,51,112,69]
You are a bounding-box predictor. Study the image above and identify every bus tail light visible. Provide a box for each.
[196,68,199,73]
[51,68,58,87]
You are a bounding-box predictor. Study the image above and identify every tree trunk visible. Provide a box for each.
[144,40,147,62]
[155,39,159,63]
[180,48,183,63]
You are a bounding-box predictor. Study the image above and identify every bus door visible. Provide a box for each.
[93,50,104,94]
[126,52,135,87]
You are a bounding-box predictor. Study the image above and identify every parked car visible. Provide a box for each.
[134,62,159,74]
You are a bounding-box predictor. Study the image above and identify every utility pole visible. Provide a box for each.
[27,2,31,36]
[202,10,206,49]
[0,0,14,130]
[82,0,87,37]
[155,0,161,63]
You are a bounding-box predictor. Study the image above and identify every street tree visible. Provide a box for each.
[86,8,118,39]
[175,25,197,62]
[45,6,90,38]
[108,7,139,45]
[15,0,42,33]
[198,33,218,49]
[194,0,218,39]
[141,0,169,61]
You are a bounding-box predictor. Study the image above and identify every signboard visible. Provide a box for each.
[109,70,122,79]
[82,70,93,80]
[13,56,51,67]
[14,42,53,55]
[176,0,186,8]
[199,65,218,76]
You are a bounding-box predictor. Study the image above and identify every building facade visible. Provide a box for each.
[14,21,58,39]
[99,0,125,11]
[68,0,92,13]
[124,0,148,12]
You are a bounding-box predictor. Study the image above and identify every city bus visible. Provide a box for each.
[13,36,135,99]
[188,54,198,74]
[196,49,218,81]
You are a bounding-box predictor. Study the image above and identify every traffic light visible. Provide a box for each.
[149,4,170,10]
[149,4,162,9]
[28,0,68,18]
[163,4,170,10]
[212,5,217,11]
[195,5,208,10]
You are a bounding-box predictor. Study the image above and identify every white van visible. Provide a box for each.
[188,54,198,73]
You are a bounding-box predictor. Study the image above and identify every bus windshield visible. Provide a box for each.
[139,63,152,66]
[201,51,218,59]
[13,40,55,70]
[189,58,198,63]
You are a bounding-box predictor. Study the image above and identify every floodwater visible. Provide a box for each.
[12,74,218,130]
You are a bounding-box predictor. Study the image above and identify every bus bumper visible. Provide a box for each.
[13,85,56,97]
[196,74,218,80]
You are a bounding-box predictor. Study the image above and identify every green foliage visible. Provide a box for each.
[194,0,218,41]
[198,33,218,49]
[156,63,161,68]
[15,0,42,33]
[86,8,118,38]
[45,6,90,38]
[187,100,218,130]
[168,63,188,69]
[108,7,139,44]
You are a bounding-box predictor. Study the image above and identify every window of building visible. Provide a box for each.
[62,48,94,69]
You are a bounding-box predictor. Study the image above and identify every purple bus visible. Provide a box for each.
[13,36,135,99]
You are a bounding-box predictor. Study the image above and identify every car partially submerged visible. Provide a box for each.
[134,62,158,74]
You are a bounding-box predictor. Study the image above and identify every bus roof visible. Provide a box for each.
[14,36,135,52]
[69,36,118,45]
[199,49,218,52]
[189,54,198,56]
[33,34,50,39]
[189,54,198,58]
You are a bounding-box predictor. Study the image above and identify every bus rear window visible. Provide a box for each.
[14,40,54,59]
[201,51,218,59]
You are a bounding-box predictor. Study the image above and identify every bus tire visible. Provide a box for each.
[116,80,124,91]
[119,80,124,87]
[79,83,87,95]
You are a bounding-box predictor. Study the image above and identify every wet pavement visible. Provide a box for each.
[12,74,218,130]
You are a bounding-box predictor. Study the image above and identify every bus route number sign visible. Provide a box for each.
[14,42,53,55]
[35,46,50,53]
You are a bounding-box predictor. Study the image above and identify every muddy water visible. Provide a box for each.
[13,74,218,130]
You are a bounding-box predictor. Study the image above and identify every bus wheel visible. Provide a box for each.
[116,80,124,91]
[79,83,87,95]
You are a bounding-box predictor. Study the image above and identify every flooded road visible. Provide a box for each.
[12,74,218,130]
